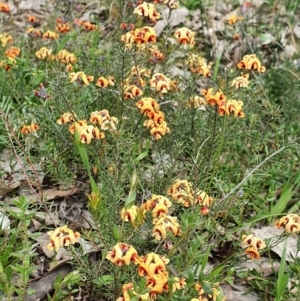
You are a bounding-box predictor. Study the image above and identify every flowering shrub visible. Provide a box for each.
[1,0,300,300]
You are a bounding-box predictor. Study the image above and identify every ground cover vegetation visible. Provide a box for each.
[0,0,300,300]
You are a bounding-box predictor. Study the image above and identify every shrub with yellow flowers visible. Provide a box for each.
[4,0,300,300]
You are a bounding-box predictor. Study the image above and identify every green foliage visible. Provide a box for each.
[0,0,300,300]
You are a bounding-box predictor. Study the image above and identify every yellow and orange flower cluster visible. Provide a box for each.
[96,76,115,88]
[237,54,266,72]
[242,234,266,259]
[227,14,243,25]
[69,71,94,85]
[121,194,181,240]
[43,30,59,40]
[0,33,13,47]
[136,97,170,140]
[149,45,165,63]
[26,27,42,38]
[186,54,212,77]
[0,44,20,70]
[107,246,176,299]
[164,0,180,9]
[121,26,156,50]
[120,205,146,227]
[123,66,150,99]
[275,214,300,233]
[106,243,140,266]
[174,27,195,47]
[73,19,97,31]
[202,88,245,118]
[5,46,20,59]
[47,225,80,252]
[56,18,71,33]
[0,2,10,13]
[133,1,161,24]
[56,49,77,64]
[35,47,53,60]
[230,73,250,89]
[137,253,170,298]
[57,109,118,144]
[89,109,118,131]
[167,179,213,214]
[20,123,40,135]
[71,121,105,144]
[150,73,178,93]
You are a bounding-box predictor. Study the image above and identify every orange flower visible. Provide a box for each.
[56,49,77,64]
[149,48,165,63]
[172,277,187,292]
[20,123,40,135]
[35,47,52,60]
[186,54,212,76]
[27,15,41,26]
[146,273,169,298]
[167,179,194,207]
[57,112,76,124]
[69,120,87,134]
[137,252,169,275]
[237,54,266,72]
[195,190,213,207]
[120,205,146,226]
[56,22,71,33]
[106,243,140,266]
[200,206,210,215]
[43,30,59,40]
[149,73,172,93]
[221,99,245,118]
[152,215,182,240]
[47,225,80,252]
[149,121,170,140]
[70,71,93,85]
[174,27,195,46]
[230,73,249,89]
[121,26,156,50]
[26,28,42,38]
[245,247,260,259]
[124,84,143,99]
[242,234,266,250]
[95,76,115,88]
[134,26,157,45]
[130,66,151,78]
[0,2,10,13]
[89,110,118,131]
[164,0,180,9]
[136,97,160,115]
[147,110,165,123]
[0,33,13,47]
[202,88,226,107]
[120,22,135,31]
[82,21,97,32]
[133,2,161,24]
[275,214,300,233]
[5,47,20,59]
[120,205,139,223]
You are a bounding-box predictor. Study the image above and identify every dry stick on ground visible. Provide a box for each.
[220,136,300,203]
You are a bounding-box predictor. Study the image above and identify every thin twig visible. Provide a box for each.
[220,136,300,202]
